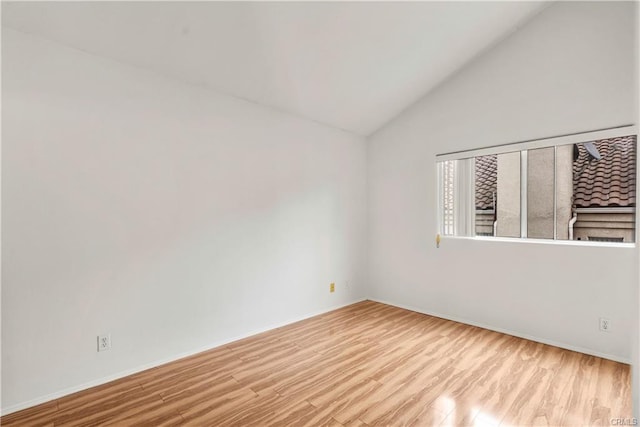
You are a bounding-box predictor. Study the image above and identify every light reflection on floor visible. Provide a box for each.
[432,396,502,426]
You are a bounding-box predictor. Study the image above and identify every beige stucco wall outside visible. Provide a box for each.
[527,147,555,238]
[496,151,521,237]
[574,212,635,242]
[555,145,573,240]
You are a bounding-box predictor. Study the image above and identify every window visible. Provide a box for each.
[437,128,637,244]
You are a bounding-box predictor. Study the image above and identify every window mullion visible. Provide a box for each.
[553,145,557,240]
[520,150,528,238]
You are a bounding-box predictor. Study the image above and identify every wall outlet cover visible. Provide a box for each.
[98,334,111,352]
[599,318,610,332]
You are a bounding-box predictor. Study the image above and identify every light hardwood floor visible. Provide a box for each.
[1,301,631,426]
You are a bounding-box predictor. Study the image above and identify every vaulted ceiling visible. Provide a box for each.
[2,1,548,135]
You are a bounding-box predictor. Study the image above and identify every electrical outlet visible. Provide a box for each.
[98,334,111,352]
[599,318,611,332]
[330,283,335,293]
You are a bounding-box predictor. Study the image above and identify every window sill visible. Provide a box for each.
[442,235,636,249]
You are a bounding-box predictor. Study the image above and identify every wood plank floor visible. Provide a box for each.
[1,301,631,426]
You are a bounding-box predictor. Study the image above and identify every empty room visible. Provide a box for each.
[1,1,639,426]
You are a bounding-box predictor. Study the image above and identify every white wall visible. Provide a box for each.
[368,0,638,388]
[1,28,367,413]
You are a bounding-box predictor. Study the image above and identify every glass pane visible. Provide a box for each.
[555,144,573,240]
[565,135,636,242]
[496,152,521,238]
[474,155,496,236]
[528,147,555,239]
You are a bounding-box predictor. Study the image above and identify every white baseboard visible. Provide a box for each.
[1,298,366,416]
[368,297,631,365]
